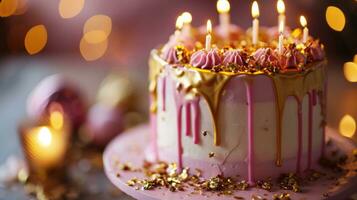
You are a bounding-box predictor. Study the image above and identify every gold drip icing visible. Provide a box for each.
[168,66,232,146]
[149,50,327,162]
[269,61,326,166]
[148,50,166,113]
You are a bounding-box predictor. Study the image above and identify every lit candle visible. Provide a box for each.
[19,110,70,173]
[300,15,308,43]
[278,21,284,54]
[277,0,286,32]
[251,1,260,46]
[216,0,231,38]
[205,20,212,51]
[181,12,192,37]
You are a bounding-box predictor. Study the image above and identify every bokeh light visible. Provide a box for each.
[339,115,356,138]
[343,62,357,82]
[353,54,357,64]
[80,37,108,61]
[13,0,27,15]
[59,0,85,19]
[83,15,112,44]
[0,0,18,17]
[325,6,346,32]
[24,25,48,55]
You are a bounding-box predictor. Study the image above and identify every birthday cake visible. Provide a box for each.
[148,4,327,185]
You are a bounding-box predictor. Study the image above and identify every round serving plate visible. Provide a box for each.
[103,124,357,200]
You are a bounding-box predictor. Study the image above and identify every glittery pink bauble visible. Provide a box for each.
[85,103,124,147]
[27,75,87,130]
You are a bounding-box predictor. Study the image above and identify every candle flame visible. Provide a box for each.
[217,0,230,13]
[181,12,192,24]
[251,1,259,18]
[300,15,307,27]
[175,15,184,30]
[37,127,52,147]
[207,20,212,34]
[277,0,285,14]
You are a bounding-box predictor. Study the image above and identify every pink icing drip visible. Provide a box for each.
[244,80,254,184]
[176,103,184,171]
[312,90,317,106]
[307,92,314,170]
[321,81,328,158]
[185,103,192,136]
[296,99,303,174]
[192,98,201,144]
[162,77,166,111]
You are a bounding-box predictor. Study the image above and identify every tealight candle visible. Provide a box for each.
[251,1,260,46]
[205,20,212,51]
[216,0,231,38]
[277,0,286,32]
[19,110,70,173]
[300,15,309,43]
[181,12,192,37]
[278,21,284,55]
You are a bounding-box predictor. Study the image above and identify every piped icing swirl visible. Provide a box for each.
[222,49,246,66]
[305,40,325,62]
[253,48,280,69]
[280,45,307,71]
[190,49,222,69]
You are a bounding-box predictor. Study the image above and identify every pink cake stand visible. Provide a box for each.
[103,124,357,200]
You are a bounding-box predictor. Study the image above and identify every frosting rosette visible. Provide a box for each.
[253,48,280,69]
[190,49,222,69]
[222,49,246,66]
[305,41,325,62]
[280,45,307,71]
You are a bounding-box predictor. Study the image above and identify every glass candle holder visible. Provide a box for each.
[18,110,71,178]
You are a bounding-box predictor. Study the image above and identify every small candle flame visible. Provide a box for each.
[37,127,52,147]
[251,1,260,18]
[175,16,184,30]
[207,20,212,34]
[217,0,230,14]
[277,0,285,14]
[181,12,192,24]
[300,15,307,27]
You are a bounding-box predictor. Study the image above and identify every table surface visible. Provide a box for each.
[0,56,356,199]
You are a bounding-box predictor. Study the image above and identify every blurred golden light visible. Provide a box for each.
[80,37,108,61]
[326,6,345,32]
[343,62,357,82]
[83,30,107,44]
[217,0,230,14]
[339,115,356,138]
[207,20,212,34]
[300,15,307,27]
[83,15,112,44]
[181,12,192,24]
[353,54,357,64]
[251,1,259,18]
[0,0,18,17]
[24,25,48,55]
[37,127,52,147]
[13,0,27,15]
[59,0,85,19]
[50,111,64,130]
[277,0,285,14]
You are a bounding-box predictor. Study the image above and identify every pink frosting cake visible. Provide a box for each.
[149,26,326,184]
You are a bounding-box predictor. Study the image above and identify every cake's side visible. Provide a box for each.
[148,50,327,183]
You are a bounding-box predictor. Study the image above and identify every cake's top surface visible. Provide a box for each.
[159,26,325,75]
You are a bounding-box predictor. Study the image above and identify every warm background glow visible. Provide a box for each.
[339,115,356,138]
[24,25,48,55]
[59,0,85,19]
[325,6,346,32]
